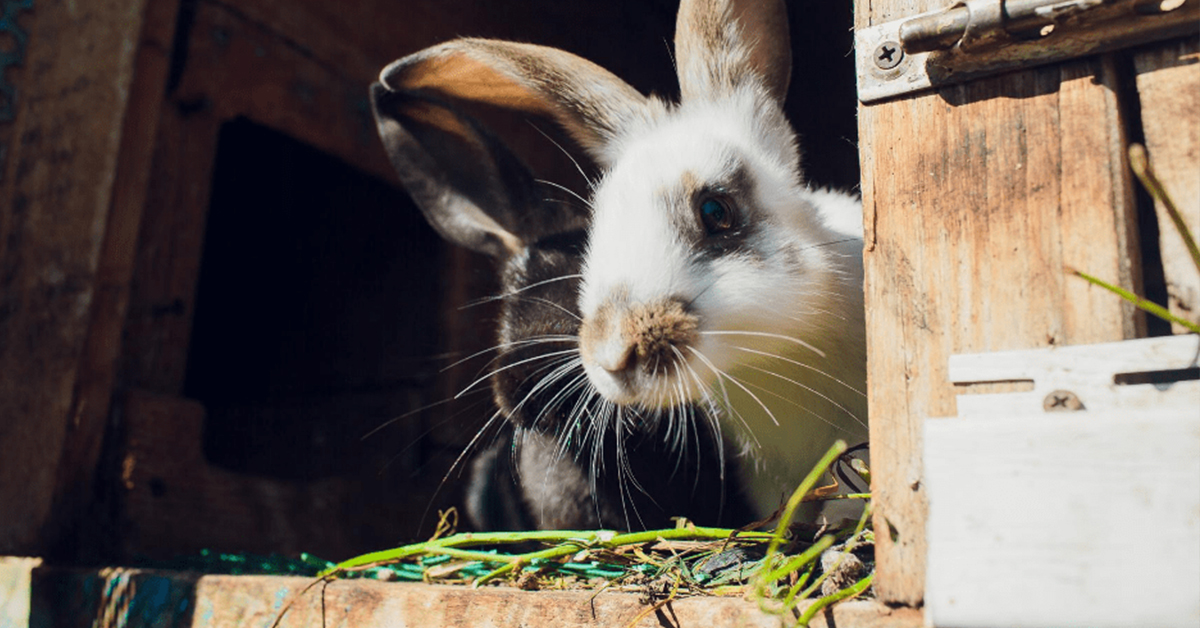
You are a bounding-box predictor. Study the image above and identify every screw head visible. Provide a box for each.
[1043,390,1085,412]
[873,41,904,70]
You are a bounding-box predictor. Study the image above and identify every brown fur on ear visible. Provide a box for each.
[381,38,651,166]
[674,0,792,104]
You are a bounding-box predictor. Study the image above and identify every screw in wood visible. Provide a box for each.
[873,41,904,70]
[1043,390,1085,412]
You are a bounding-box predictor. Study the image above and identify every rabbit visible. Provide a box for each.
[370,0,868,530]
[368,84,747,530]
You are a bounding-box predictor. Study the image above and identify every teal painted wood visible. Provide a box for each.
[28,569,197,628]
[0,0,34,121]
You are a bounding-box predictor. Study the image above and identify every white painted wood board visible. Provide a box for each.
[948,335,1200,418]
[924,409,1200,628]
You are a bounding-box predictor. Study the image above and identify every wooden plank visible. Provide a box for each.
[855,0,1142,605]
[925,410,1200,627]
[0,0,150,555]
[117,390,348,558]
[117,92,221,394]
[21,567,923,628]
[116,389,461,560]
[0,557,40,627]
[179,3,395,195]
[206,0,680,98]
[1134,36,1200,333]
[47,0,181,562]
[949,334,1200,416]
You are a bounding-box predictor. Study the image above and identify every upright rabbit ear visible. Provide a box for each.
[372,39,650,258]
[675,0,792,104]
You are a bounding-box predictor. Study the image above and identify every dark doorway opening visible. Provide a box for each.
[184,117,445,481]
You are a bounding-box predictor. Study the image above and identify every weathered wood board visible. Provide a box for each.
[0,0,152,556]
[855,0,1144,606]
[115,388,465,560]
[1134,36,1200,333]
[6,565,923,628]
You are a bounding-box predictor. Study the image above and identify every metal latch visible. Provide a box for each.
[857,0,1200,102]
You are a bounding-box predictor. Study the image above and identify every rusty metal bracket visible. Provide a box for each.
[0,0,33,122]
[857,0,1200,102]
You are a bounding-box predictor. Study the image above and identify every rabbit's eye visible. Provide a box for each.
[699,196,735,234]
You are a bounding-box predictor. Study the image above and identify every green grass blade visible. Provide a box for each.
[1070,268,1200,334]
[796,572,875,626]
[1129,144,1200,274]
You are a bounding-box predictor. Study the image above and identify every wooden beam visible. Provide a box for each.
[0,0,152,556]
[49,0,182,562]
[13,566,923,628]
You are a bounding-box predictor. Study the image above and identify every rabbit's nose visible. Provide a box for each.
[594,341,636,374]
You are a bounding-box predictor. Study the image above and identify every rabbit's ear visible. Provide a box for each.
[380,39,650,167]
[371,83,537,257]
[675,0,792,104]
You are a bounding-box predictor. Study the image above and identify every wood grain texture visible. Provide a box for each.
[48,0,182,562]
[204,0,680,101]
[117,93,221,395]
[856,0,1142,606]
[925,410,1200,627]
[117,390,347,558]
[0,0,150,555]
[115,383,473,559]
[1134,36,1200,332]
[20,568,924,628]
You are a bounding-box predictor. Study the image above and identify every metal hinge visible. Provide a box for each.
[857,0,1200,102]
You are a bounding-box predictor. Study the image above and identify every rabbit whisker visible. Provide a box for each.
[535,178,594,211]
[461,273,584,309]
[736,367,866,434]
[688,345,780,431]
[699,330,825,358]
[423,404,511,527]
[675,352,729,484]
[799,236,860,251]
[511,356,585,426]
[521,296,583,322]
[686,343,768,441]
[526,120,595,190]
[454,348,579,400]
[732,346,867,398]
[441,335,576,373]
[362,388,489,441]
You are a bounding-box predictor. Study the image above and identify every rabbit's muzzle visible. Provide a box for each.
[579,293,699,407]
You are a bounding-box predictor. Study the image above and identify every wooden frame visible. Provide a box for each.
[856,0,1199,613]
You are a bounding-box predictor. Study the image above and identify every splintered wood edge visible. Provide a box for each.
[2,564,923,628]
